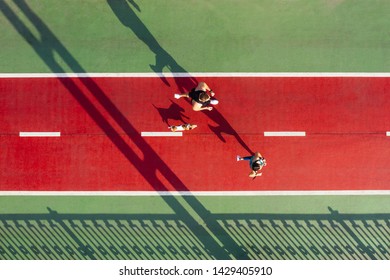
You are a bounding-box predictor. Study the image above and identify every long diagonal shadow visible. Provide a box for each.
[107,0,253,154]
[0,0,248,259]
[107,0,193,87]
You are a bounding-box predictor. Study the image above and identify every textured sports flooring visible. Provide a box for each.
[1,0,390,260]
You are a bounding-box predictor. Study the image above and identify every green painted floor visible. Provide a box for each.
[1,0,390,259]
[1,196,390,260]
[1,0,389,73]
[2,195,390,215]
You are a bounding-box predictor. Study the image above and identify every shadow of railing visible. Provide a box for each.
[106,0,254,155]
[0,0,247,260]
[0,207,389,260]
[3,0,388,261]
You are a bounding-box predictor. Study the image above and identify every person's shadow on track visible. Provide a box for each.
[207,109,254,154]
[107,0,253,155]
[107,0,195,89]
[0,0,251,259]
[153,100,189,126]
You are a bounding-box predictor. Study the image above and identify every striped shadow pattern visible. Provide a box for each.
[0,207,389,260]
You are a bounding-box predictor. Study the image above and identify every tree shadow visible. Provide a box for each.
[0,0,248,259]
[153,100,189,126]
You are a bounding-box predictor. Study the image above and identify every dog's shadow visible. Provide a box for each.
[153,100,189,126]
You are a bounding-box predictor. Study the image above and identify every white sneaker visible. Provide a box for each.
[236,155,242,161]
[174,94,181,99]
[210,99,219,105]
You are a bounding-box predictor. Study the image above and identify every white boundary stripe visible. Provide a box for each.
[1,191,390,196]
[141,132,182,137]
[264,131,306,137]
[1,72,390,78]
[19,132,61,137]
[386,131,390,136]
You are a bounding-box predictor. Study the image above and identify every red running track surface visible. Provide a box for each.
[1,76,390,191]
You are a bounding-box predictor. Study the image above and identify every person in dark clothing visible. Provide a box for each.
[237,151,267,178]
[174,82,218,111]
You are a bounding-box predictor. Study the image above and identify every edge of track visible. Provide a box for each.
[2,72,389,195]
[0,72,390,78]
[1,191,390,196]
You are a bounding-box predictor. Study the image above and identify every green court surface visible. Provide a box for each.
[1,0,389,73]
[1,0,390,260]
[3,195,390,215]
[1,195,390,260]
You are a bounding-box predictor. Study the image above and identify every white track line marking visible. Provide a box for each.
[386,131,390,136]
[19,132,61,137]
[1,191,390,196]
[141,132,182,137]
[1,72,390,78]
[264,131,306,137]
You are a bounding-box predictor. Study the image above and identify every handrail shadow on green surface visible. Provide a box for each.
[1,0,389,261]
[0,207,389,260]
[0,0,248,259]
